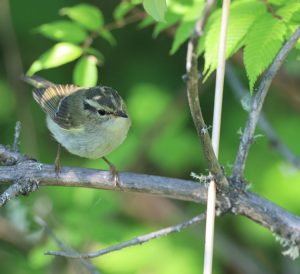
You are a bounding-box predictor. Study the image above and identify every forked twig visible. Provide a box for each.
[226,63,300,170]
[232,27,300,180]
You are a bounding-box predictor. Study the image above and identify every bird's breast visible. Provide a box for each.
[46,116,131,159]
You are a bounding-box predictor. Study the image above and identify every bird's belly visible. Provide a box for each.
[46,116,131,159]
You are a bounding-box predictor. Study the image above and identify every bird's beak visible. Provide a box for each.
[116,111,128,118]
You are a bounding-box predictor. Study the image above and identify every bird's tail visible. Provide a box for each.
[20,75,55,88]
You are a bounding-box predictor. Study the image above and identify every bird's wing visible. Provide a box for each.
[21,75,82,129]
[33,84,82,129]
[20,75,55,88]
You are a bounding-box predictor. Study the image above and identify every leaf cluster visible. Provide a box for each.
[28,3,113,87]
[139,0,300,91]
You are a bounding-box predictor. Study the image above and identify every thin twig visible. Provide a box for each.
[82,9,146,49]
[45,213,206,259]
[226,63,300,169]
[13,121,21,152]
[232,27,300,180]
[36,217,101,274]
[0,178,39,207]
[186,0,227,186]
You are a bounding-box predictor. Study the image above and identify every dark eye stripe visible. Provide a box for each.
[83,102,97,112]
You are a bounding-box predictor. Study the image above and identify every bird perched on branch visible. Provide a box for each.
[21,75,131,185]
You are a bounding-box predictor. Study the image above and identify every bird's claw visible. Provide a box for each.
[102,157,122,189]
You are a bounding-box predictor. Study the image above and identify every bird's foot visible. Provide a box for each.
[102,157,122,189]
[54,157,61,177]
[54,144,61,177]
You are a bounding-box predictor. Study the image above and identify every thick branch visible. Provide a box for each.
[0,161,207,204]
[232,27,300,180]
[1,146,300,255]
[237,191,300,259]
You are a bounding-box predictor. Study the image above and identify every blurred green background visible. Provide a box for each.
[1,0,300,273]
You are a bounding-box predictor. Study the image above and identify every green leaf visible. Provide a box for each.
[203,0,266,79]
[170,20,195,54]
[143,0,167,22]
[113,1,137,20]
[267,0,298,6]
[73,56,98,87]
[277,3,300,23]
[98,29,117,46]
[244,13,287,91]
[35,20,88,43]
[27,42,82,75]
[83,48,104,63]
[168,0,198,16]
[60,4,104,31]
[138,16,155,28]
[152,0,204,39]
[153,10,180,38]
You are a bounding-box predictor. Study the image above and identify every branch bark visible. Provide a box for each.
[226,63,300,170]
[1,145,300,257]
[232,27,300,180]
[185,0,228,186]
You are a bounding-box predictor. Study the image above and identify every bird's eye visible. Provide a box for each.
[98,109,108,116]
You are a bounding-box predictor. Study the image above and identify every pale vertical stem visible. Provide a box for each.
[203,1,231,274]
[203,180,216,274]
[211,0,230,156]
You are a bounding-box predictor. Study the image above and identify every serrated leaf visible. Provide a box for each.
[244,13,287,92]
[60,4,104,31]
[73,56,98,87]
[170,20,195,54]
[27,42,82,75]
[267,0,287,5]
[277,3,300,23]
[35,20,88,43]
[143,0,167,22]
[203,0,266,79]
[267,0,298,6]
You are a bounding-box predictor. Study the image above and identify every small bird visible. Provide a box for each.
[21,75,131,184]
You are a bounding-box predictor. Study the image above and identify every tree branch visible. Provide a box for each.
[0,159,207,204]
[45,213,206,259]
[185,0,227,187]
[232,27,300,180]
[226,63,300,170]
[1,144,300,257]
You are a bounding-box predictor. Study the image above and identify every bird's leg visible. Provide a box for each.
[54,144,61,176]
[102,157,121,188]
